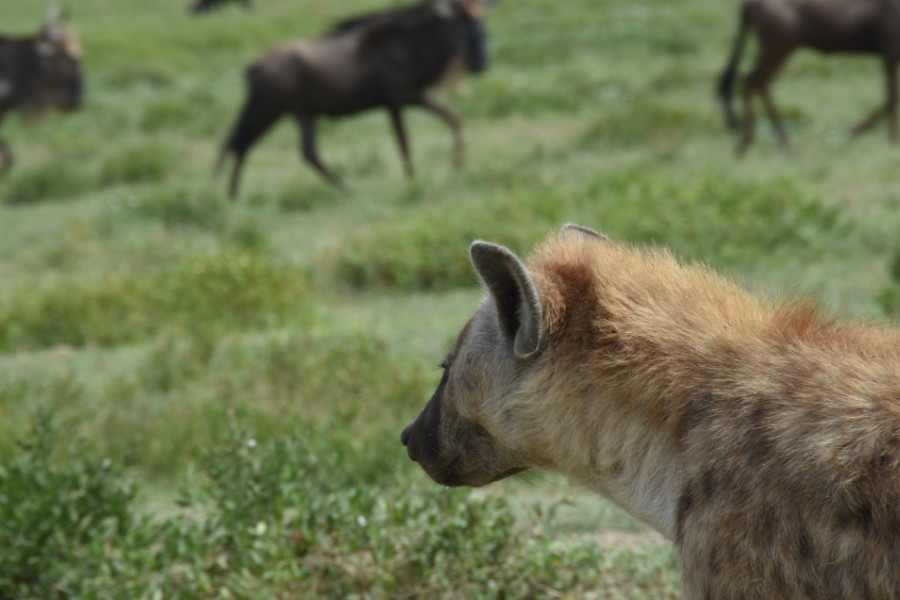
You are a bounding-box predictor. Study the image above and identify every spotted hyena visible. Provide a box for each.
[401,224,900,599]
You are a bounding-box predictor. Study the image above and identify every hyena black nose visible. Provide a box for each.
[401,426,410,447]
[401,425,421,463]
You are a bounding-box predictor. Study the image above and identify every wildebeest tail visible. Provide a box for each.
[717,4,751,131]
[216,83,279,174]
[220,97,256,162]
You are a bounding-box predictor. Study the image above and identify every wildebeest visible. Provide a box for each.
[718,0,900,154]
[191,0,251,15]
[402,224,900,598]
[0,8,83,176]
[218,0,494,197]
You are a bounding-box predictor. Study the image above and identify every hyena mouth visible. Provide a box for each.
[444,463,529,487]
[490,466,529,483]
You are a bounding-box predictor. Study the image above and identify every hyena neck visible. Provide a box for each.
[564,425,686,539]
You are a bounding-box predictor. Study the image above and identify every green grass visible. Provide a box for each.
[2,0,900,597]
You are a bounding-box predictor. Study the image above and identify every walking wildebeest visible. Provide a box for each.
[218,0,494,197]
[0,9,83,176]
[402,224,900,598]
[718,0,900,154]
[191,0,251,15]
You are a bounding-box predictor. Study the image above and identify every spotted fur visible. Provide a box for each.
[402,224,900,599]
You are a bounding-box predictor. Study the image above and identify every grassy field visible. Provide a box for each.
[2,0,900,597]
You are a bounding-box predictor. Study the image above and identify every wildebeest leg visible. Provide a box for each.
[738,44,792,155]
[297,115,342,188]
[419,96,463,169]
[852,57,898,142]
[387,106,415,178]
[228,154,245,198]
[0,138,12,177]
[761,89,789,148]
[891,60,899,143]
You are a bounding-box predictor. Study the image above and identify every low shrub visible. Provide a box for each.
[596,170,849,267]
[0,251,312,351]
[126,184,227,230]
[1,161,95,204]
[0,415,680,600]
[100,142,179,186]
[0,414,135,598]
[326,171,847,291]
[579,99,717,149]
[277,179,343,212]
[878,247,900,317]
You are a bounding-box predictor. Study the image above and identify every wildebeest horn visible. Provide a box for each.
[44,4,63,24]
[431,0,455,17]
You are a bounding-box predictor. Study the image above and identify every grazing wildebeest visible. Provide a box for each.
[717,0,900,154]
[0,8,83,176]
[218,0,494,197]
[402,224,900,598]
[191,0,251,15]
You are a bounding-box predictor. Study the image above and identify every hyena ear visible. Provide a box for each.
[559,223,616,245]
[469,241,543,358]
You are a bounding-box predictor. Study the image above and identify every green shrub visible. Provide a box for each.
[879,286,900,317]
[596,170,849,266]
[140,85,231,137]
[327,172,847,291]
[579,99,717,149]
[878,247,900,317]
[0,406,679,599]
[277,178,342,212]
[0,414,135,599]
[126,184,227,229]
[0,251,313,351]
[228,214,268,251]
[1,161,94,204]
[100,142,179,186]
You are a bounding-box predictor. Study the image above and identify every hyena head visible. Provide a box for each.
[401,224,608,487]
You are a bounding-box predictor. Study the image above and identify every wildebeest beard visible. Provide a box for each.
[463,15,488,73]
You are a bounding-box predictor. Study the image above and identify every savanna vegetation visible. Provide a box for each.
[1,0,899,598]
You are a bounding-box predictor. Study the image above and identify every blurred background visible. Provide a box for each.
[1,0,899,598]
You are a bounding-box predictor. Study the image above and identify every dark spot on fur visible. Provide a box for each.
[743,404,774,466]
[700,468,717,499]
[675,483,696,546]
[872,453,890,469]
[834,498,874,536]
[771,564,788,591]
[745,433,773,466]
[748,404,768,427]
[757,505,777,541]
[856,501,873,533]
[797,525,815,561]
[676,394,713,446]
[707,545,722,576]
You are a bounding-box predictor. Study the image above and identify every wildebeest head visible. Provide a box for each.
[401,228,600,488]
[432,0,495,73]
[32,9,83,112]
[190,0,251,16]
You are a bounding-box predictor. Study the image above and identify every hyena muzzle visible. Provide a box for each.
[401,224,900,599]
